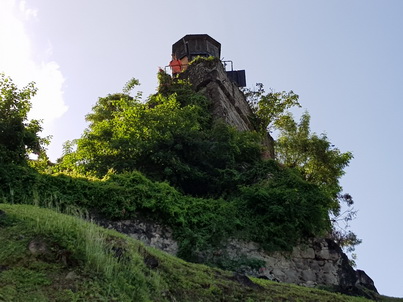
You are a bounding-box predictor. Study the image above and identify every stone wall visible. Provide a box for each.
[180,58,254,132]
[179,58,275,158]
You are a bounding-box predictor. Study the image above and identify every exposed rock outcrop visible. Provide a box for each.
[94,216,178,255]
[210,238,378,296]
[356,269,378,293]
[93,215,377,297]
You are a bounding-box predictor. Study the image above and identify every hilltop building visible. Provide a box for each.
[169,34,246,87]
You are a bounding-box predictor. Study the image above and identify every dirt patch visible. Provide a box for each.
[144,254,159,269]
[230,273,263,289]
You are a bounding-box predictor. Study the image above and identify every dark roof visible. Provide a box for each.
[173,34,221,49]
[172,34,221,59]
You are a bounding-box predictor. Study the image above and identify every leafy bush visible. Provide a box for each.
[235,161,332,251]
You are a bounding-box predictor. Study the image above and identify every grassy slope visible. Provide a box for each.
[0,204,400,302]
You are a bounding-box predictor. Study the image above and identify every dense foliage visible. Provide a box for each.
[56,77,263,197]
[0,160,332,261]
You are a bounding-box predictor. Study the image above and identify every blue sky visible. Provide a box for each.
[1,0,402,297]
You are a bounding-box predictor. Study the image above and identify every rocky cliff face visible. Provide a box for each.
[216,238,377,297]
[179,58,275,158]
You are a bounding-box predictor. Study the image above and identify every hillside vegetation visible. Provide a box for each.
[2,203,397,302]
[0,65,387,300]
[0,69,352,258]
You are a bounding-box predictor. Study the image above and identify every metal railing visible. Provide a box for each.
[163,59,235,75]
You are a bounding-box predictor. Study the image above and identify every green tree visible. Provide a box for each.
[274,111,353,212]
[0,73,48,164]
[57,92,141,175]
[243,83,301,133]
[330,193,362,256]
[273,111,361,254]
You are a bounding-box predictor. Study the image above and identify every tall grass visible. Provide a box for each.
[0,203,165,301]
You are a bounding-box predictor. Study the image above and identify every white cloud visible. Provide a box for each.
[0,0,68,139]
[19,0,38,20]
